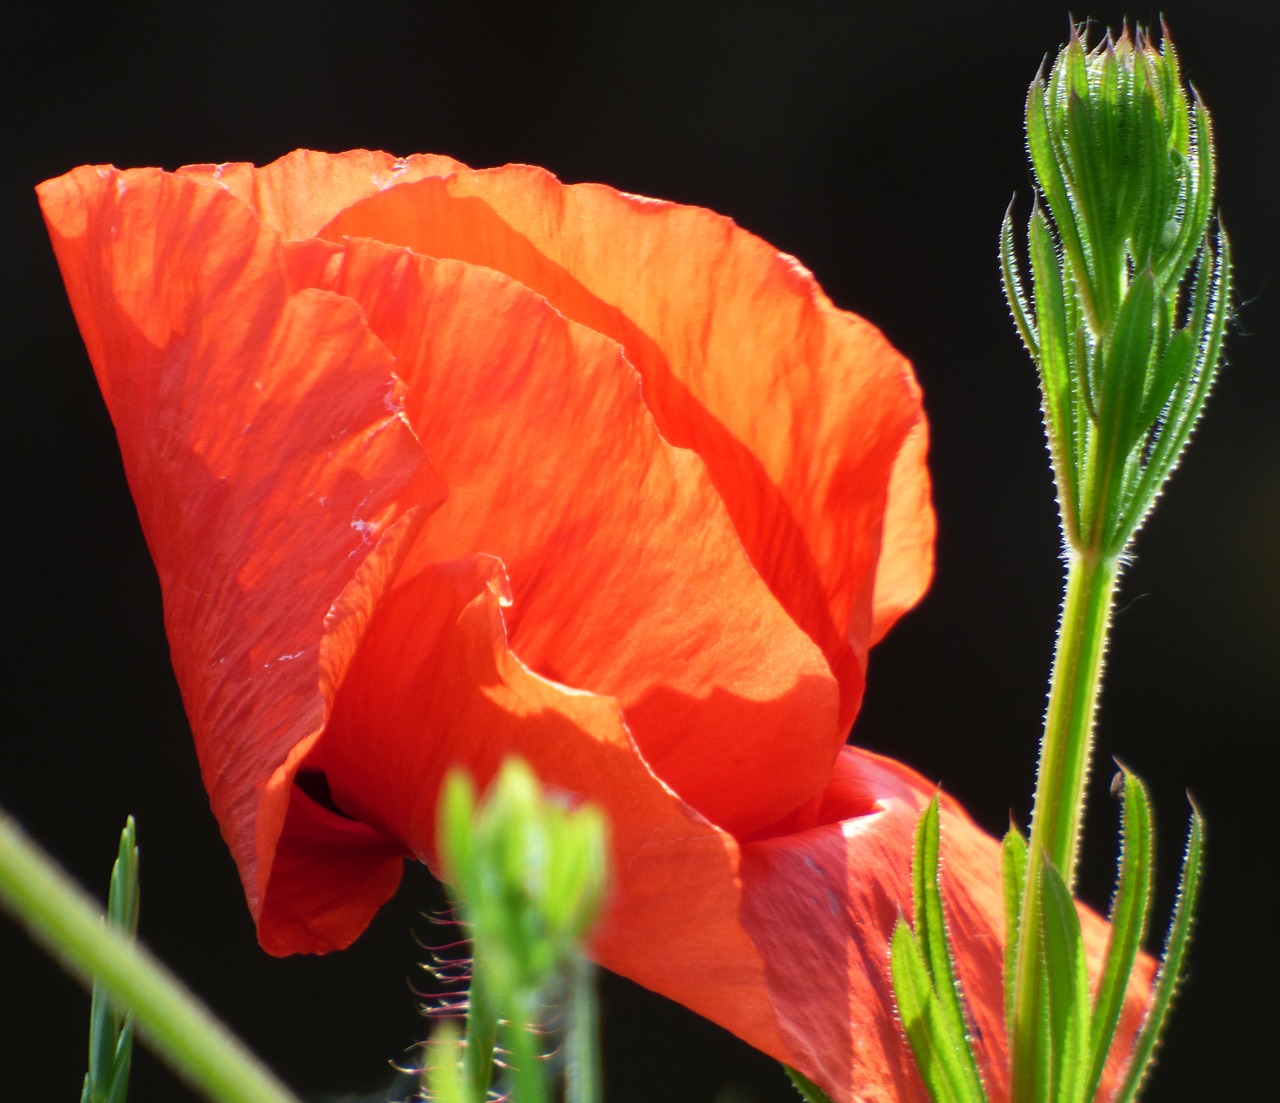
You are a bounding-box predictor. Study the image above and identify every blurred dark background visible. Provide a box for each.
[3,2,1275,1100]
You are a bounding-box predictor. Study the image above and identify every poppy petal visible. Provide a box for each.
[286,548,951,1100]
[304,580,1143,1103]
[175,149,468,240]
[285,233,840,837]
[291,551,794,1044]
[320,165,933,724]
[37,165,445,917]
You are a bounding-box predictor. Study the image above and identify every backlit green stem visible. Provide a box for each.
[1009,551,1119,1103]
[504,991,550,1103]
[0,809,302,1103]
[566,958,602,1103]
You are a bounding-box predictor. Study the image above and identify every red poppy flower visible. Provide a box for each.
[39,150,1148,1103]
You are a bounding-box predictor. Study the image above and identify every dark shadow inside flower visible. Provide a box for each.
[294,768,356,821]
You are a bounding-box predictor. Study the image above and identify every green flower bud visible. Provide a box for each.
[439,758,608,1010]
[1001,23,1230,556]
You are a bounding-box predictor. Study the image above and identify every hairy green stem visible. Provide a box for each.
[0,809,302,1103]
[504,991,550,1103]
[566,959,602,1103]
[1010,551,1119,1103]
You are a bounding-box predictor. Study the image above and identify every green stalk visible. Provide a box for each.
[1009,550,1119,1103]
[565,958,602,1103]
[0,809,302,1103]
[503,992,550,1103]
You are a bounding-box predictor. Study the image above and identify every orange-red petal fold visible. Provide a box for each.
[320,166,933,728]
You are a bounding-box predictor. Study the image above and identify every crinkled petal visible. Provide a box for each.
[37,165,444,917]
[176,149,468,240]
[284,233,840,836]
[320,164,933,725]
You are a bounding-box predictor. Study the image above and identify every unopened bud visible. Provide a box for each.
[1001,22,1230,555]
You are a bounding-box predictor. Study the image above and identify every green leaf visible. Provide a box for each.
[891,922,976,1103]
[1083,767,1154,1103]
[1157,102,1215,290]
[83,818,139,1103]
[1100,269,1160,446]
[1027,78,1095,332]
[1028,206,1078,515]
[104,1024,134,1103]
[1112,801,1206,1103]
[912,798,969,1048]
[1001,827,1028,1047]
[1140,327,1194,433]
[1092,268,1163,550]
[1130,78,1172,268]
[891,800,988,1103]
[1121,228,1231,540]
[1000,205,1040,361]
[1063,91,1112,321]
[784,1066,836,1103]
[1039,860,1091,1103]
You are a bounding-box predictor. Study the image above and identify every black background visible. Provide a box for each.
[3,2,1275,1101]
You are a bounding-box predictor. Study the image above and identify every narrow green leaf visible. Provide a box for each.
[1112,802,1206,1103]
[1140,327,1193,432]
[1001,827,1028,1048]
[913,799,989,1102]
[1031,952,1054,1103]
[1100,269,1159,449]
[784,1066,836,1103]
[891,922,971,1103]
[1157,102,1215,288]
[1093,269,1163,550]
[912,802,947,989]
[1027,80,1095,330]
[1131,81,1171,268]
[1160,31,1190,153]
[1122,228,1230,539]
[1039,860,1091,1103]
[1062,91,1112,318]
[1028,208,1074,461]
[104,1025,134,1103]
[1062,30,1090,102]
[1094,45,1121,198]
[84,818,139,1103]
[1000,206,1040,361]
[1083,769,1154,1103]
